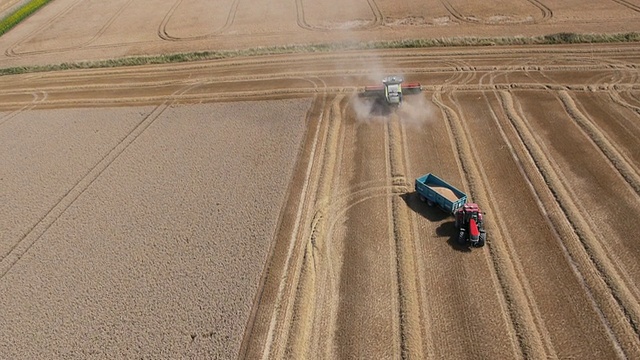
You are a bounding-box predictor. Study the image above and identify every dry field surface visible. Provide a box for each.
[1,0,640,359]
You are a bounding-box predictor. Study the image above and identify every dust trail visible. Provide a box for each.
[397,94,436,127]
[352,93,436,128]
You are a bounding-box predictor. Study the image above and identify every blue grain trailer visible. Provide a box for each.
[415,173,467,215]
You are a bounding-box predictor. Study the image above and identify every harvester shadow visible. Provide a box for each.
[401,192,471,253]
[358,96,393,117]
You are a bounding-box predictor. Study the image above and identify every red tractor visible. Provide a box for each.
[454,203,486,247]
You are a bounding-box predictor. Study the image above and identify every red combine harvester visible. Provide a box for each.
[361,75,421,106]
[454,203,486,247]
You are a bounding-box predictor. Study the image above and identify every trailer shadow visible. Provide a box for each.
[401,192,471,253]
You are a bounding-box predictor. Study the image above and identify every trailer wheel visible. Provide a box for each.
[427,200,435,207]
[419,195,426,202]
[457,229,466,245]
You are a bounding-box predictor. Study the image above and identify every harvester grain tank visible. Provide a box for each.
[415,173,486,247]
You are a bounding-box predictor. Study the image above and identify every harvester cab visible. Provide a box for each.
[454,203,486,247]
[383,76,403,105]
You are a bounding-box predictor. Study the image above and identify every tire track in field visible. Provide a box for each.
[484,89,627,359]
[558,91,640,196]
[398,112,437,359]
[6,0,134,57]
[157,0,240,41]
[516,59,640,319]
[609,89,640,116]
[295,0,383,31]
[556,90,640,313]
[308,95,353,359]
[240,78,327,358]
[4,0,85,57]
[611,0,640,13]
[241,94,327,360]
[526,0,552,22]
[498,90,640,358]
[439,0,551,24]
[276,96,344,359]
[385,114,426,359]
[0,84,195,278]
[0,90,46,127]
[311,181,409,357]
[433,88,550,359]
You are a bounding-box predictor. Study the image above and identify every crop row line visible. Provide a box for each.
[433,88,550,359]
[497,90,640,358]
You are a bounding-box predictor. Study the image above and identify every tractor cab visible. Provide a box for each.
[456,203,482,224]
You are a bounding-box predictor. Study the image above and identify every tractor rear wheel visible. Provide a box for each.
[457,230,466,245]
[477,232,486,247]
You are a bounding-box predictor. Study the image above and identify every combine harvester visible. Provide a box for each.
[415,173,486,247]
[360,75,422,106]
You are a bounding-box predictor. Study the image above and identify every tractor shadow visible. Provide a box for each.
[401,192,472,253]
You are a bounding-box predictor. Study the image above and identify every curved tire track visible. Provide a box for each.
[611,0,640,12]
[6,0,134,57]
[440,0,551,24]
[0,90,47,127]
[295,0,383,31]
[157,0,240,41]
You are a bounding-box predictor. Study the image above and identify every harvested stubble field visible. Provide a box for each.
[0,0,640,359]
